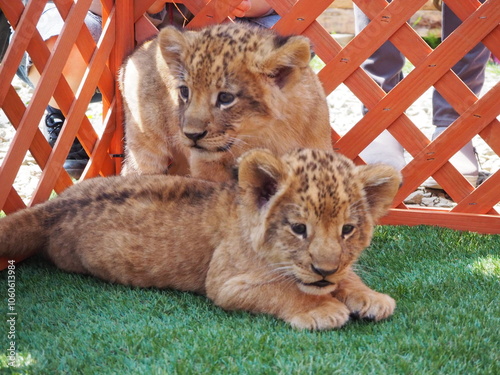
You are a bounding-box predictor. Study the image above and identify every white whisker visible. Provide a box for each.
[252,261,298,286]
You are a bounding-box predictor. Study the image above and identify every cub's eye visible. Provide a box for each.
[179,86,189,100]
[217,92,235,106]
[341,224,355,237]
[291,223,307,238]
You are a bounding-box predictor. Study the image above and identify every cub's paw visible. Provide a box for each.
[334,289,396,322]
[288,299,350,330]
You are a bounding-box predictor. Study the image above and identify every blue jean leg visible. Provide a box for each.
[237,12,280,29]
[353,4,405,115]
[432,2,490,127]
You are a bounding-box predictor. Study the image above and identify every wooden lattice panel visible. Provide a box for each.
[269,0,500,233]
[0,0,117,213]
[0,0,499,234]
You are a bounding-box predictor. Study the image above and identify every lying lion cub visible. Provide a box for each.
[119,22,331,181]
[0,149,400,330]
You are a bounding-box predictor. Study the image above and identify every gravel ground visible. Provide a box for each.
[1,63,499,205]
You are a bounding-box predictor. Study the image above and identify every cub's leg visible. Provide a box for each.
[207,274,350,330]
[122,132,190,176]
[332,268,396,321]
[288,298,350,331]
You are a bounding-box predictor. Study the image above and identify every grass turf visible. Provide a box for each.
[1,225,499,374]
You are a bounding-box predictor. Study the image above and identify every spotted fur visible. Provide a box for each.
[119,23,331,181]
[0,149,401,330]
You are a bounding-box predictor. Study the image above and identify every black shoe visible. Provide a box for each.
[45,107,89,179]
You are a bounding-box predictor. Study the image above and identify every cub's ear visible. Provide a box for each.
[356,164,402,221]
[158,26,197,69]
[237,149,287,208]
[255,35,312,88]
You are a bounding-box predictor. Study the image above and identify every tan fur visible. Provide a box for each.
[0,149,401,330]
[119,23,331,181]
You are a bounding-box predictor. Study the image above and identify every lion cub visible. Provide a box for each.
[0,149,400,330]
[119,22,331,181]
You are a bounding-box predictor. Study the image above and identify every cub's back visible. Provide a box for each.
[41,175,234,292]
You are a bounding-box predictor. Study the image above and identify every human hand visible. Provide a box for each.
[233,0,273,18]
[231,0,252,18]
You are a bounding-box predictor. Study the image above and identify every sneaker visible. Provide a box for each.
[422,126,479,189]
[45,107,89,179]
[360,130,406,170]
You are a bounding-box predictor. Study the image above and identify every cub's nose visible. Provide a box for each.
[184,131,208,142]
[311,264,338,278]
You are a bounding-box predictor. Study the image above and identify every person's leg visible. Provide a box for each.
[426,2,490,188]
[353,4,406,170]
[432,3,489,127]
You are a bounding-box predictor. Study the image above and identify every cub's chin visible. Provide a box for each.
[189,147,229,163]
[297,280,338,296]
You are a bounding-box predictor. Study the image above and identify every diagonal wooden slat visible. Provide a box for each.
[318,0,428,94]
[3,188,26,215]
[48,0,114,176]
[188,0,242,28]
[268,0,499,230]
[272,0,331,35]
[393,82,500,203]
[134,15,158,44]
[355,0,500,208]
[334,0,499,160]
[3,0,108,178]
[0,0,47,106]
[453,170,500,214]
[2,85,73,195]
[134,0,171,21]
[268,0,499,205]
[82,98,117,179]
[447,0,500,59]
[53,0,115,106]
[352,0,497,209]
[0,0,93,210]
[1,0,106,195]
[0,0,117,211]
[30,7,117,205]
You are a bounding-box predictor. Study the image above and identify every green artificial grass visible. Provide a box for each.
[1,225,499,374]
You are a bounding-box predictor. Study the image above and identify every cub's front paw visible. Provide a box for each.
[288,299,350,330]
[334,289,396,322]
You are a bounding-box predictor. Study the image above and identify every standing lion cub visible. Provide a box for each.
[119,22,331,180]
[0,149,401,330]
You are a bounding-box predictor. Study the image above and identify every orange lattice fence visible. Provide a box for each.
[307,0,500,233]
[0,0,117,211]
[0,0,499,243]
